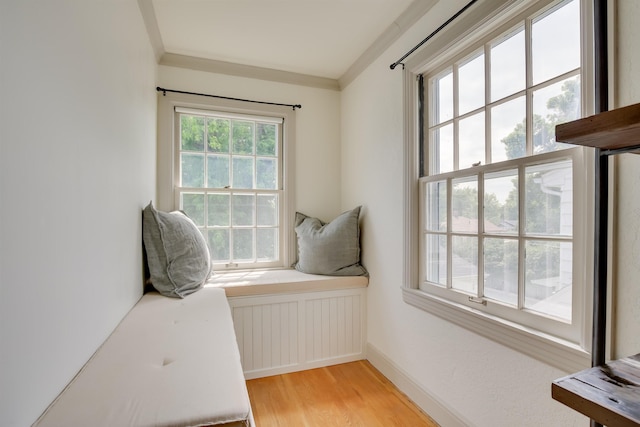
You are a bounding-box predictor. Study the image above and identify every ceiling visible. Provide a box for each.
[144,0,426,85]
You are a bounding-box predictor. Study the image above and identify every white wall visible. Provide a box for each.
[0,1,636,426]
[341,0,640,426]
[158,66,343,221]
[0,1,157,426]
[612,0,640,359]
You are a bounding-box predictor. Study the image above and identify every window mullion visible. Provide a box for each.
[251,122,257,190]
[478,171,485,299]
[253,191,258,263]
[229,190,235,266]
[517,164,526,310]
[453,119,459,172]
[446,177,453,290]
[484,43,492,165]
[525,17,534,157]
[278,125,284,190]
[521,15,532,309]
[203,121,209,229]
[453,64,460,172]
[481,41,491,299]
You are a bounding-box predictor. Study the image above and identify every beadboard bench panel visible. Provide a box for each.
[206,270,368,379]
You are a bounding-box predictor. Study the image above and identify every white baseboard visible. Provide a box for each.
[366,343,471,427]
[243,353,364,380]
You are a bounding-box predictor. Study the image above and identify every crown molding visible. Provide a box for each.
[339,0,438,89]
[139,0,435,92]
[159,53,340,91]
[137,0,163,62]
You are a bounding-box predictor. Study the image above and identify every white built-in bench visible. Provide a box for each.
[206,269,369,379]
[33,270,367,426]
[34,288,254,427]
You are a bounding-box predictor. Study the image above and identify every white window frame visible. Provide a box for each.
[157,91,297,271]
[401,0,598,373]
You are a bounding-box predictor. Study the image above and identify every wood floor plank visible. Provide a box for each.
[246,361,439,427]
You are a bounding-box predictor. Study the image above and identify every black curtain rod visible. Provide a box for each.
[156,87,302,111]
[390,0,478,70]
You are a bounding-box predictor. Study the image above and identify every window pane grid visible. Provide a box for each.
[428,78,581,175]
[421,151,575,321]
[427,2,580,176]
[179,189,281,266]
[180,114,280,191]
[178,111,282,269]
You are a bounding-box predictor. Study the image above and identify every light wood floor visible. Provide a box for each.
[245,360,439,427]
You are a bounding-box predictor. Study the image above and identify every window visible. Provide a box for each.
[402,0,595,371]
[176,108,284,269]
[157,93,296,271]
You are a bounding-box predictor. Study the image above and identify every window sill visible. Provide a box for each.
[206,268,369,297]
[402,287,590,373]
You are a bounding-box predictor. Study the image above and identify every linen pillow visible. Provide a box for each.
[293,206,368,276]
[142,202,211,298]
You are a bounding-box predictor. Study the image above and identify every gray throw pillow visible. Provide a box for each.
[293,206,368,276]
[142,202,211,298]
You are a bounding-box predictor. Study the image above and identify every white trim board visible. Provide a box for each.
[137,0,163,62]
[402,288,591,374]
[160,53,341,91]
[366,343,471,427]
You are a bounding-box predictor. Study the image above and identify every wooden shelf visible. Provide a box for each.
[553,104,640,425]
[552,353,640,427]
[555,103,640,151]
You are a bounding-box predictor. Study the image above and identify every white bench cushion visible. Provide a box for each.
[205,269,369,297]
[34,288,252,427]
